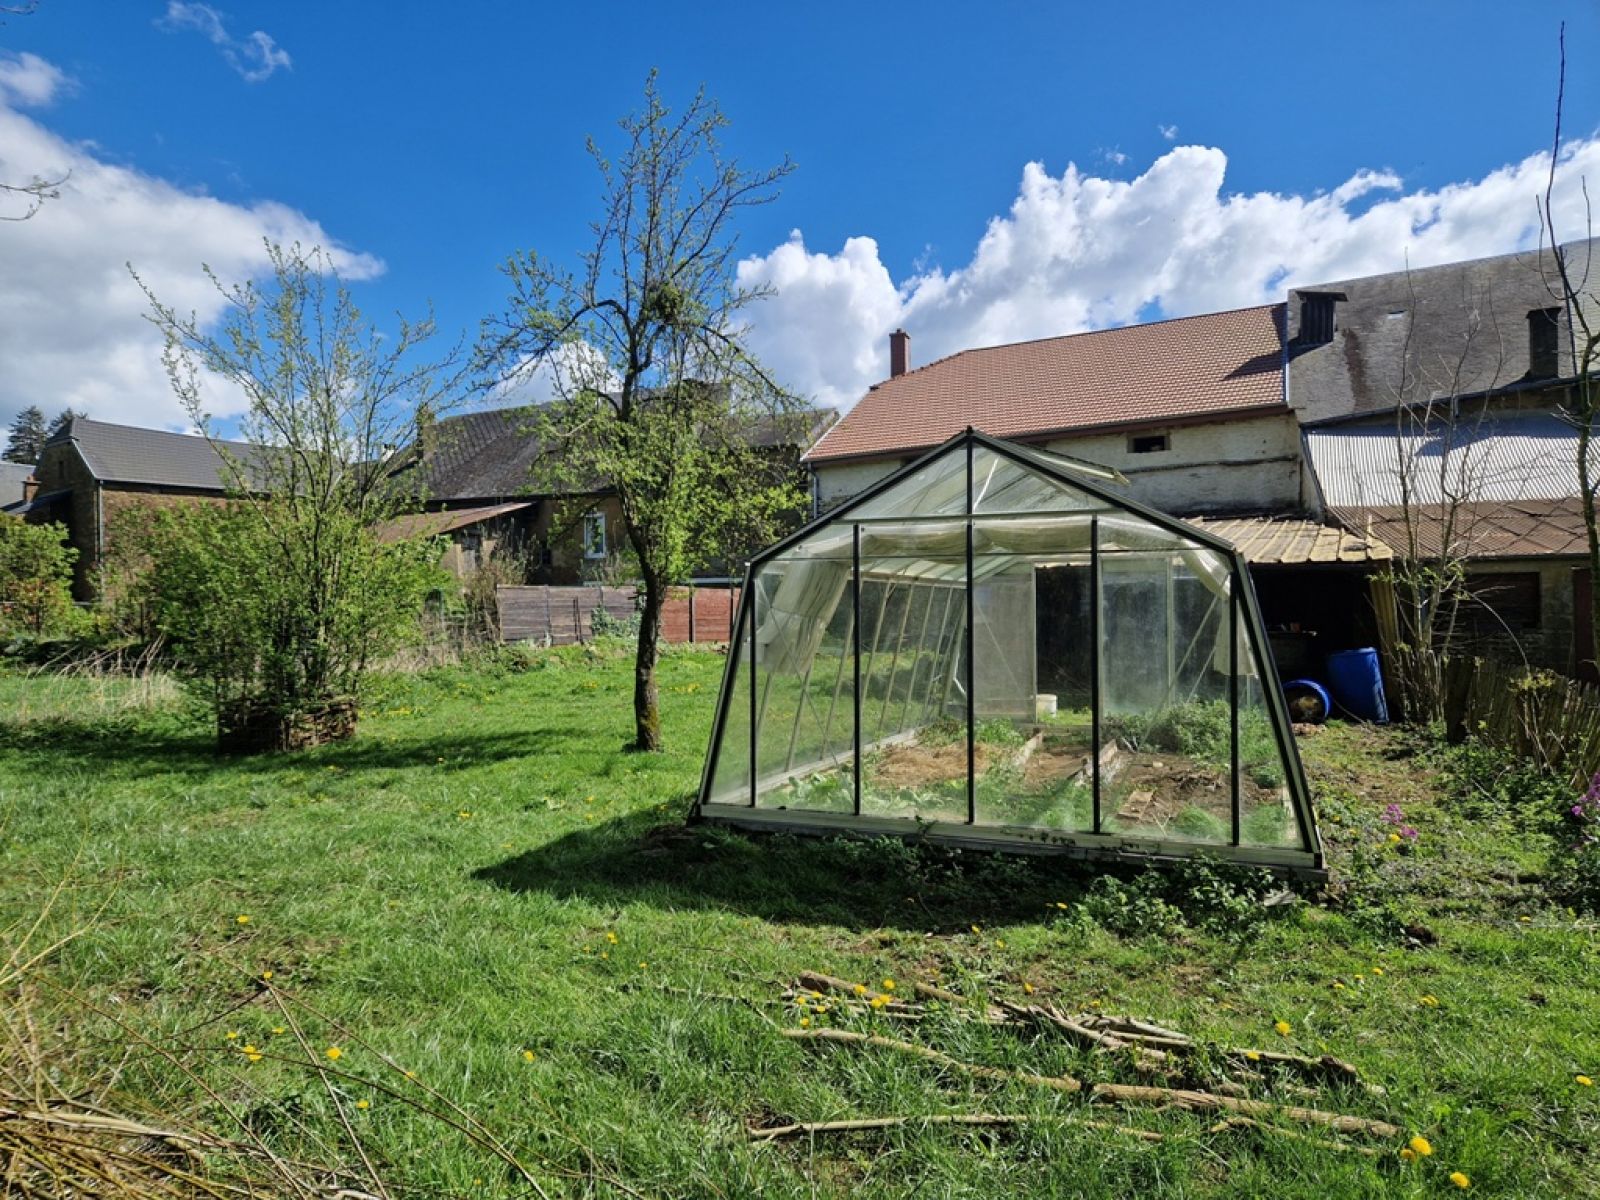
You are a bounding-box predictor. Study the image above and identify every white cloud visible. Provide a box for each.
[159,2,291,83]
[737,138,1600,412]
[1158,123,1179,141]
[0,56,380,433]
[0,50,67,107]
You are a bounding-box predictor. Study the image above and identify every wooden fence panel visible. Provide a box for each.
[1443,655,1600,784]
[497,584,741,645]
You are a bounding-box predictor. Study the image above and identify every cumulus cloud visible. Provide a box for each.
[0,50,67,107]
[738,138,1600,411]
[159,2,291,83]
[1158,123,1179,141]
[0,56,379,432]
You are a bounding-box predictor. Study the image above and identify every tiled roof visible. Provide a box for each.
[1330,497,1589,559]
[0,461,33,509]
[1182,513,1392,564]
[805,304,1287,464]
[52,418,264,490]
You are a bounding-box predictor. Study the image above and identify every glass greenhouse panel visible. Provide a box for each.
[970,446,1104,516]
[1238,632,1302,849]
[703,602,754,806]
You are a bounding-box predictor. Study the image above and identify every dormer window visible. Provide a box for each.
[1528,307,1561,379]
[1296,291,1346,347]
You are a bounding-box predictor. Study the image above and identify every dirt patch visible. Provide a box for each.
[1112,753,1275,828]
[1020,739,1095,790]
[871,739,993,787]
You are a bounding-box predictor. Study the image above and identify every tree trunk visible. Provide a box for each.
[632,572,665,751]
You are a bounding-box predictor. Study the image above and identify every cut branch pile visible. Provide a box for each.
[753,969,1397,1155]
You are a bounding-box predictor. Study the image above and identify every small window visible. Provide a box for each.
[581,511,607,559]
[1528,307,1561,379]
[1128,433,1169,455]
[1463,572,1541,634]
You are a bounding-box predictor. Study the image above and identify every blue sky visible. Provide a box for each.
[3,1,1600,429]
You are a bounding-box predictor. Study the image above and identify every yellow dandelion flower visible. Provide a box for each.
[799,1017,811,1028]
[1353,974,1363,981]
[1023,982,1035,995]
[816,1005,829,1014]
[1372,966,1384,976]
[242,1043,258,1054]
[870,995,888,1010]
[261,970,273,982]
[1245,1051,1261,1062]
[271,1027,285,1035]
[1449,1171,1470,1189]
[522,1050,535,1062]
[852,984,867,996]
[970,925,982,934]
[995,939,1006,949]
[637,961,647,969]
[1387,832,1402,845]
[1419,994,1440,1008]
[225,1030,239,1040]
[236,914,251,925]
[881,978,895,991]
[356,1099,370,1110]
[1576,1074,1593,1087]
[1399,1147,1417,1164]
[809,991,823,1000]
[1408,1135,1433,1157]
[1332,981,1345,990]
[326,1047,343,1062]
[600,951,609,960]
[1519,915,1532,923]
[457,811,472,820]
[404,1070,416,1079]
[1273,1020,1291,1037]
[1054,902,1068,910]
[605,931,619,944]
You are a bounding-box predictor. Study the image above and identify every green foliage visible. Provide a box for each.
[3,404,45,464]
[1112,699,1281,786]
[1068,873,1185,938]
[0,515,79,638]
[589,600,642,641]
[144,492,443,721]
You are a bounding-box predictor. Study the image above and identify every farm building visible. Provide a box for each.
[696,429,1324,876]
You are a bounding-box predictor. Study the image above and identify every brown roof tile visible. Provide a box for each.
[806,304,1287,463]
[1183,514,1392,565]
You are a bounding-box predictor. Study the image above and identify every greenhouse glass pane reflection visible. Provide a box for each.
[696,430,1324,877]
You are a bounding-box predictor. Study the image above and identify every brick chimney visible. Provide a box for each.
[889,328,910,378]
[22,475,37,503]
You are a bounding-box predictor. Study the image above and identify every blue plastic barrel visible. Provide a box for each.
[1324,648,1390,723]
[1282,679,1331,724]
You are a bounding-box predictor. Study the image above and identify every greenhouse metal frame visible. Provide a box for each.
[694,429,1324,877]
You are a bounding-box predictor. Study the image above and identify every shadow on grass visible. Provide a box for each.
[0,715,590,781]
[473,813,1110,933]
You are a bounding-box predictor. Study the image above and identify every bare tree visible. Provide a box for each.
[1539,26,1600,678]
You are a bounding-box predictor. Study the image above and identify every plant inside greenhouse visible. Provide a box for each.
[695,429,1323,876]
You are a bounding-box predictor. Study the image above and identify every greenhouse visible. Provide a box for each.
[694,429,1324,877]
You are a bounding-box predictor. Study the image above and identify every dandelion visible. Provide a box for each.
[605,931,619,944]
[1449,1171,1471,1189]
[242,1044,262,1063]
[853,983,867,996]
[1519,915,1532,923]
[870,995,889,1010]
[1353,974,1363,981]
[600,951,609,960]
[1577,1074,1593,1087]
[457,811,472,820]
[1245,1051,1261,1062]
[1387,832,1402,845]
[261,970,273,982]
[1023,982,1036,995]
[995,939,1006,949]
[326,1047,343,1062]
[236,915,251,925]
[1408,1135,1433,1157]
[1372,966,1385,976]
[271,1027,285,1035]
[522,1050,536,1062]
[225,1030,240,1040]
[1399,1147,1417,1164]
[799,1017,811,1028]
[1332,981,1345,990]
[1419,994,1440,1008]
[970,925,982,934]
[1054,902,1068,910]
[356,1099,370,1110]
[881,978,895,991]
[1273,1020,1291,1037]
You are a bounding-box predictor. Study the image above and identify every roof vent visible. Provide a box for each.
[1294,291,1346,349]
[889,328,910,379]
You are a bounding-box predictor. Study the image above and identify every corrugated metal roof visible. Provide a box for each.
[375,501,533,543]
[806,304,1287,464]
[1330,498,1588,559]
[1182,514,1392,564]
[1305,411,1586,508]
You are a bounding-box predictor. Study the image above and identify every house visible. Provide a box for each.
[0,461,33,511]
[805,312,1393,681]
[17,417,261,597]
[1289,239,1600,674]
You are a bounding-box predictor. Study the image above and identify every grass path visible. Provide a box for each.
[1,645,1597,1197]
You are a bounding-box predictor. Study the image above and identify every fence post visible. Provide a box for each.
[574,596,583,644]
[688,585,696,643]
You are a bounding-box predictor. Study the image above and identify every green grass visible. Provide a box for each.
[2,646,1598,1197]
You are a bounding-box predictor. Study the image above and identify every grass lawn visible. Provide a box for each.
[2,643,1597,1197]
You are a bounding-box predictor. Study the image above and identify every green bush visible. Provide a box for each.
[0,515,80,640]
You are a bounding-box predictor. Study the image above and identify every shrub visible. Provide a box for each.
[0,515,80,640]
[1556,773,1600,912]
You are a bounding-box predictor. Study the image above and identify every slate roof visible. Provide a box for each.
[1182,513,1392,564]
[805,304,1287,464]
[1330,497,1589,560]
[0,461,33,509]
[1304,410,1588,509]
[1287,238,1600,423]
[50,418,263,490]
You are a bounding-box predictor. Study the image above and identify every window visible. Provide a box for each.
[1527,307,1561,379]
[581,511,607,559]
[1463,572,1541,634]
[1128,433,1169,454]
